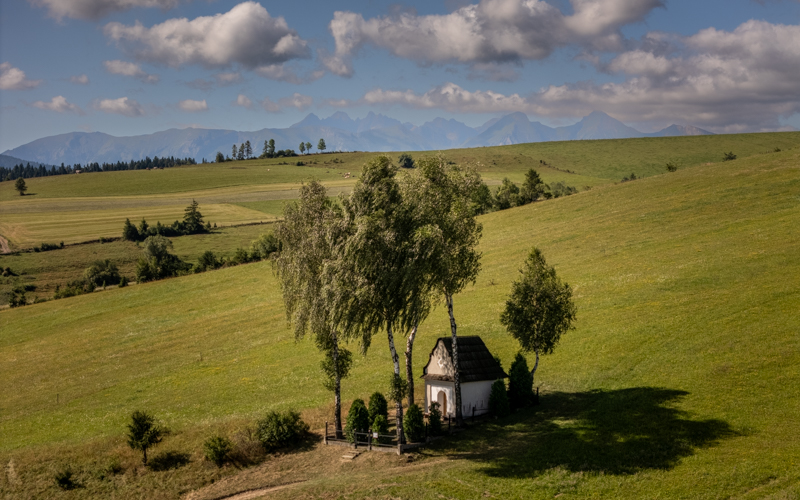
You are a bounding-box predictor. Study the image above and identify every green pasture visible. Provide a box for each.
[1,146,800,498]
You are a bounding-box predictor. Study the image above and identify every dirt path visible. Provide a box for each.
[0,235,10,254]
[185,481,306,500]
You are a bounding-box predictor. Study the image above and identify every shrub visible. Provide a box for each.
[723,151,737,161]
[508,353,534,410]
[388,373,408,406]
[96,457,123,480]
[250,233,279,260]
[126,410,166,465]
[122,218,140,241]
[84,259,121,287]
[230,247,253,265]
[428,401,442,436]
[256,409,308,451]
[666,161,678,172]
[345,399,370,443]
[54,466,78,490]
[403,403,425,443]
[372,414,391,444]
[203,435,233,467]
[119,276,129,288]
[229,427,266,465]
[53,280,95,299]
[548,181,577,198]
[195,250,222,273]
[2,267,16,277]
[368,392,388,423]
[8,287,26,307]
[489,380,510,418]
[494,178,520,210]
[398,153,415,169]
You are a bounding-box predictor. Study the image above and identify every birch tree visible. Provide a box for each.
[500,247,576,384]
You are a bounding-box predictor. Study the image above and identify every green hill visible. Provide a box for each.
[1,144,800,498]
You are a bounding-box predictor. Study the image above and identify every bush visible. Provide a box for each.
[398,153,415,169]
[621,173,638,182]
[723,151,737,161]
[666,161,678,172]
[53,279,95,299]
[195,250,222,273]
[126,410,166,465]
[84,259,121,287]
[230,247,253,265]
[372,414,391,444]
[368,392,388,423]
[250,233,279,260]
[203,435,233,467]
[345,399,370,443]
[119,276,129,288]
[256,409,308,451]
[428,401,442,436]
[507,353,534,410]
[489,379,510,418]
[548,181,577,198]
[403,403,425,443]
[54,466,78,490]
[122,218,140,241]
[8,286,27,307]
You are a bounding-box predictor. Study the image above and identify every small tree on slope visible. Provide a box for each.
[500,247,576,384]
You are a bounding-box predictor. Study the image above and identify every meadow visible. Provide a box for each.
[1,134,799,498]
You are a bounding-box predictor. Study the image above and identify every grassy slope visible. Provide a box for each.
[1,147,799,497]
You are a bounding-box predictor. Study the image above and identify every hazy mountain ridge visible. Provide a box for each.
[3,112,713,165]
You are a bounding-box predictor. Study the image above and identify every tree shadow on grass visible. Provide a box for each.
[443,387,737,477]
[148,451,191,471]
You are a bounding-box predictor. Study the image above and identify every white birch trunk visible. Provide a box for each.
[446,294,463,425]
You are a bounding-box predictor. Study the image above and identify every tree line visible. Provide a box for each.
[216,138,328,163]
[1,156,197,182]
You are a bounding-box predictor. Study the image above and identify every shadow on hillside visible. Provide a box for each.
[443,387,736,477]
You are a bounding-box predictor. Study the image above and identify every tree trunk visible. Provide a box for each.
[387,321,405,443]
[405,321,418,408]
[446,294,463,426]
[530,349,540,385]
[333,330,343,438]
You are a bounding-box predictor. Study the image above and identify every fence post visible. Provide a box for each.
[324,421,328,445]
[368,428,372,451]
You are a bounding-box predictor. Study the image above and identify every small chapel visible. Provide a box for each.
[421,336,508,418]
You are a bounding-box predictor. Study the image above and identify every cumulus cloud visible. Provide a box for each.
[70,74,90,85]
[0,62,42,90]
[178,99,208,112]
[348,19,800,131]
[324,0,663,76]
[32,96,83,114]
[261,93,313,113]
[94,97,144,116]
[104,60,159,83]
[104,2,310,71]
[235,94,254,109]
[29,0,181,21]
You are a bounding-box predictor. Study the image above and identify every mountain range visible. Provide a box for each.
[2,111,712,166]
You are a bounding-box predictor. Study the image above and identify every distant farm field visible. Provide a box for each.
[1,140,799,498]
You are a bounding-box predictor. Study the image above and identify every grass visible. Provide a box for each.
[1,137,800,497]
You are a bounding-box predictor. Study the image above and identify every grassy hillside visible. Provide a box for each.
[1,146,799,498]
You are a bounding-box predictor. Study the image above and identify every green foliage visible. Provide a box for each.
[666,161,678,172]
[135,235,191,282]
[428,401,442,436]
[122,218,139,241]
[548,181,578,198]
[320,347,353,392]
[8,286,27,307]
[501,247,576,382]
[723,151,737,161]
[388,373,408,405]
[256,409,308,451]
[372,414,391,443]
[54,466,78,490]
[119,276,128,288]
[398,153,415,169]
[53,279,95,299]
[345,399,370,443]
[470,181,494,215]
[367,392,389,422]
[249,233,279,260]
[84,259,121,287]
[317,138,326,152]
[403,403,425,442]
[14,177,27,195]
[489,379,510,417]
[494,177,520,210]
[519,168,546,204]
[621,173,638,182]
[203,435,233,467]
[215,151,225,163]
[299,142,306,154]
[34,242,63,252]
[507,353,534,410]
[195,250,223,273]
[183,199,206,234]
[126,410,165,465]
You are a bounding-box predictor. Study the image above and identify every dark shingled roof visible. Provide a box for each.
[422,336,508,383]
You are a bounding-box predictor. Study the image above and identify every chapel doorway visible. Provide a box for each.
[437,390,447,416]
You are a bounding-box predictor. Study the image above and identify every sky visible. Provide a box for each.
[2,0,800,152]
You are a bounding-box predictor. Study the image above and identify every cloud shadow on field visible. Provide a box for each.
[437,387,736,477]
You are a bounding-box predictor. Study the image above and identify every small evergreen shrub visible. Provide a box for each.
[368,392,388,423]
[403,403,425,443]
[489,380,510,418]
[256,409,308,451]
[723,151,737,161]
[666,161,678,172]
[126,410,166,465]
[119,276,129,288]
[428,401,442,436]
[508,353,534,410]
[203,435,233,467]
[372,414,391,444]
[54,466,78,490]
[345,399,370,443]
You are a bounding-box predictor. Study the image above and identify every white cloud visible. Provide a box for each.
[235,94,253,109]
[324,0,663,76]
[178,99,208,112]
[104,2,310,70]
[70,74,90,85]
[104,60,159,83]
[32,96,83,114]
[0,62,42,90]
[29,0,181,21]
[94,97,144,116]
[260,93,313,113]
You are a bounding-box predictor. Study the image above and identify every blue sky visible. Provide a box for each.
[2,0,800,152]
